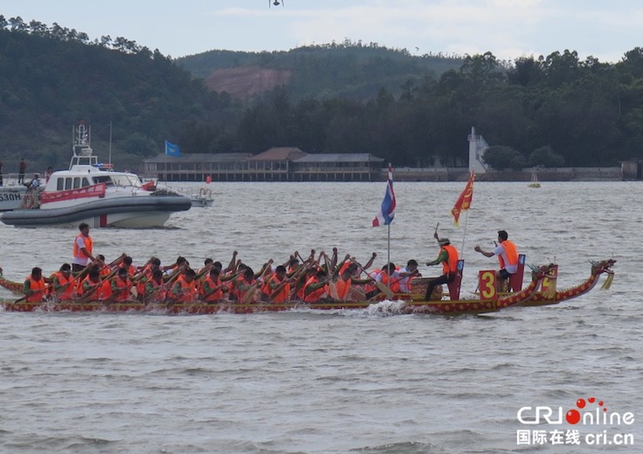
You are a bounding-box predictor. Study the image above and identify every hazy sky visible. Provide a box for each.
[2,0,640,62]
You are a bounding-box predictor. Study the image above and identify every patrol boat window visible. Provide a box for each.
[57,177,92,191]
[93,176,114,186]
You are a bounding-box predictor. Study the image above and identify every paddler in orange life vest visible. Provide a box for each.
[144,268,166,303]
[334,264,371,302]
[78,268,105,300]
[474,229,519,281]
[199,267,226,303]
[51,263,76,301]
[424,238,460,300]
[110,267,133,302]
[303,269,330,303]
[118,255,137,277]
[72,222,97,273]
[169,268,197,304]
[135,257,161,300]
[262,265,292,303]
[23,267,46,302]
[375,262,401,293]
[233,267,258,303]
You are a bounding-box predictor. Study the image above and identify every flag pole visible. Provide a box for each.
[164,141,167,184]
[108,121,112,166]
[460,209,470,260]
[372,162,396,295]
[387,223,391,291]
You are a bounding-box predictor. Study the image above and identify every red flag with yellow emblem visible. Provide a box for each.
[451,171,475,226]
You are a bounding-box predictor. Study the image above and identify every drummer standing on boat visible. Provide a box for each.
[424,238,459,300]
[72,222,97,272]
[474,230,519,280]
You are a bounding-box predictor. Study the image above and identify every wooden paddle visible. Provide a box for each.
[267,273,300,302]
[161,264,190,303]
[13,281,50,304]
[73,252,125,280]
[283,261,309,301]
[142,281,168,304]
[199,283,228,303]
[102,280,134,306]
[75,282,103,304]
[51,279,75,301]
[348,257,395,300]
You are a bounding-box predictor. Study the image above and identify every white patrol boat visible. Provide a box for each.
[0,122,191,228]
[0,181,26,212]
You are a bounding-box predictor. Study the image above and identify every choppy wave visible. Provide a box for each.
[1,182,641,453]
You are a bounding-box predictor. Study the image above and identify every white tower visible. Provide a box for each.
[468,127,490,174]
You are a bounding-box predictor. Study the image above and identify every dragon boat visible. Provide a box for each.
[1,263,557,316]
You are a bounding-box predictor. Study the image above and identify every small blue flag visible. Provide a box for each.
[165,141,182,157]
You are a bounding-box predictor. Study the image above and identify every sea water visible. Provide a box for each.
[0,181,641,454]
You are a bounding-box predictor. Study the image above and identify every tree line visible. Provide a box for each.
[235,49,643,169]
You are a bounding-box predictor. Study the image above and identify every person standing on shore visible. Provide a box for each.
[72,222,97,272]
[18,158,26,184]
[0,159,4,186]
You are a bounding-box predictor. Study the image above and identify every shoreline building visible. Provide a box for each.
[468,126,490,175]
[143,148,384,182]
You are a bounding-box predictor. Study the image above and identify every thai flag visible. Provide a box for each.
[372,164,396,227]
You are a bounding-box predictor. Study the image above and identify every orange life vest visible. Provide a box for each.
[145,279,166,302]
[79,276,104,300]
[25,275,46,302]
[52,271,76,300]
[172,277,196,302]
[441,244,460,275]
[73,234,93,261]
[234,277,255,302]
[364,269,381,293]
[338,262,351,275]
[498,240,518,269]
[303,276,328,303]
[335,277,352,300]
[378,272,401,293]
[111,276,133,302]
[264,274,290,303]
[200,276,223,302]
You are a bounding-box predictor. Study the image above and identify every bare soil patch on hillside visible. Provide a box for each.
[204,66,292,99]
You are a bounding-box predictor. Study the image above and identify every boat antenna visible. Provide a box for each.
[108,121,113,166]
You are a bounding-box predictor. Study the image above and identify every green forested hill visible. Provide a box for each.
[2,15,643,173]
[177,41,464,101]
[0,18,240,173]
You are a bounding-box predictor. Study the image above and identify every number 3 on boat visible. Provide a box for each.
[479,270,498,300]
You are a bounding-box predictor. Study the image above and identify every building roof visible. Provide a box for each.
[144,153,251,163]
[248,147,307,161]
[294,153,384,163]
